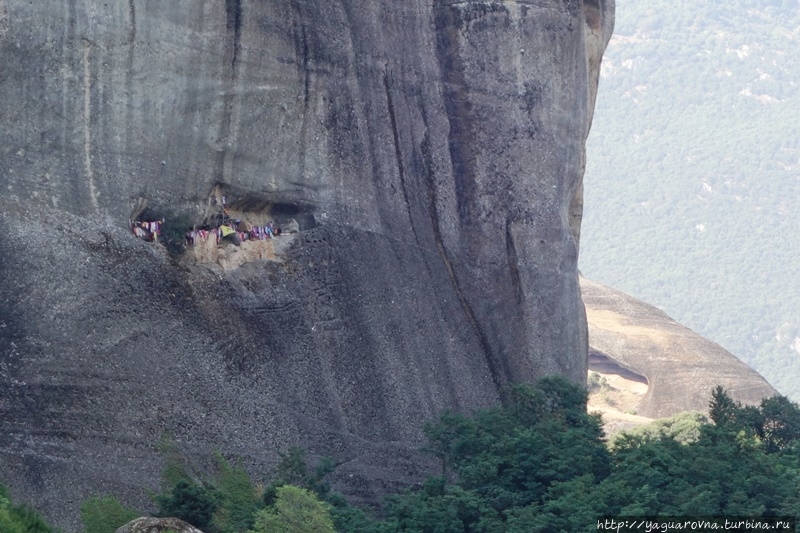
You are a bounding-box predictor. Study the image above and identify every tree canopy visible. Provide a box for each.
[9,380,800,532]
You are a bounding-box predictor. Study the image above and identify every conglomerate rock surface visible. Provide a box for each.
[0,0,614,529]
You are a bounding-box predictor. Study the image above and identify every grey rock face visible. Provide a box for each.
[0,0,613,529]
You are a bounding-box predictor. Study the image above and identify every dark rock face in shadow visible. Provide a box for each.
[0,1,613,528]
[582,277,778,419]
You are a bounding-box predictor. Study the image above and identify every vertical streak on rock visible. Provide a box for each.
[127,0,136,43]
[383,68,422,247]
[226,0,242,68]
[224,0,244,184]
[424,166,507,395]
[124,0,135,173]
[0,0,9,36]
[290,0,311,184]
[299,27,310,182]
[419,119,507,395]
[215,0,243,183]
[432,4,477,230]
[430,4,509,395]
[62,0,77,161]
[82,39,99,212]
[505,218,524,306]
[383,70,405,195]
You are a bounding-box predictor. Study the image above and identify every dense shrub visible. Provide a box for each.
[0,484,55,533]
[80,495,139,533]
[250,486,335,533]
[154,480,220,530]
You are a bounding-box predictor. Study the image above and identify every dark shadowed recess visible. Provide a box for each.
[589,349,649,385]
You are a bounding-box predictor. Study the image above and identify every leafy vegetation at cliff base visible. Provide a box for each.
[0,484,56,533]
[79,495,138,533]
[8,378,800,532]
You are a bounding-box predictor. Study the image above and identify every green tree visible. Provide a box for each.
[0,487,25,533]
[709,386,740,427]
[262,448,335,507]
[153,436,264,533]
[156,434,193,491]
[211,452,260,533]
[371,378,612,530]
[249,486,335,533]
[379,477,502,533]
[708,387,800,453]
[422,411,472,477]
[80,495,139,533]
[0,484,54,533]
[428,377,610,513]
[610,411,708,448]
[758,395,800,452]
[154,480,219,531]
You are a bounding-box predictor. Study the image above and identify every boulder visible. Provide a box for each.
[582,277,778,419]
[115,517,205,533]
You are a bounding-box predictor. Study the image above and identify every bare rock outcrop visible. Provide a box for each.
[0,1,614,529]
[582,277,777,419]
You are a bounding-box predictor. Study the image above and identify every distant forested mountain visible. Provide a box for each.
[581,0,800,397]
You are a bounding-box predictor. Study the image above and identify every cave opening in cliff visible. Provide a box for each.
[589,349,648,386]
[208,183,318,231]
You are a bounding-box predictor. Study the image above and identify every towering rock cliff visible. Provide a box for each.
[0,0,614,528]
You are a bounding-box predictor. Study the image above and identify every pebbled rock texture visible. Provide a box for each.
[0,0,614,529]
